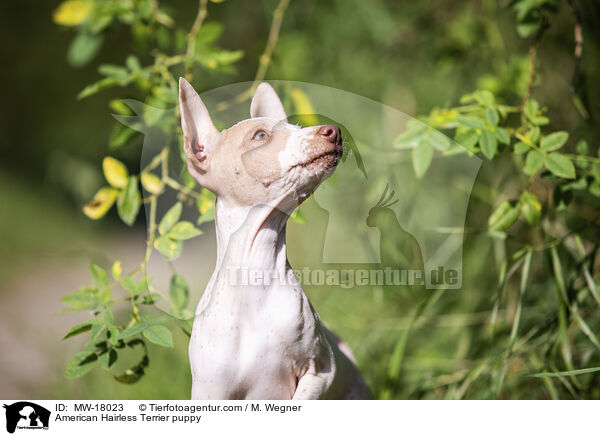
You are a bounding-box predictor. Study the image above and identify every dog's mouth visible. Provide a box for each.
[295,144,343,170]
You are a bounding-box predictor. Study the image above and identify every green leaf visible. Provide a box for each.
[98,64,129,81]
[514,142,530,155]
[109,123,138,150]
[529,127,541,144]
[90,322,105,340]
[527,367,600,378]
[576,140,588,155]
[142,325,174,347]
[460,90,494,106]
[530,115,550,126]
[517,21,541,38]
[591,163,600,181]
[485,107,499,126]
[540,131,569,152]
[65,352,97,378]
[62,320,101,340]
[523,150,544,175]
[495,127,510,145]
[167,221,203,240]
[545,153,575,179]
[120,275,136,293]
[551,246,568,304]
[118,324,147,340]
[509,250,532,347]
[98,349,118,370]
[170,274,189,311]
[394,122,426,149]
[427,130,450,151]
[572,308,600,351]
[78,77,121,100]
[158,202,182,235]
[488,201,520,231]
[107,327,120,346]
[154,235,183,260]
[454,130,480,152]
[524,99,539,120]
[133,278,150,296]
[456,116,485,130]
[85,338,108,353]
[520,191,542,226]
[67,32,103,67]
[412,142,433,178]
[126,55,141,71]
[583,265,600,306]
[61,286,111,313]
[479,129,498,160]
[117,176,141,225]
[195,21,224,46]
[103,308,114,326]
[90,263,109,287]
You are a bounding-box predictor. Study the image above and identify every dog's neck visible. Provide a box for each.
[213,197,291,283]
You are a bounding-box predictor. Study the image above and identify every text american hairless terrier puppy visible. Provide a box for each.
[180,78,371,399]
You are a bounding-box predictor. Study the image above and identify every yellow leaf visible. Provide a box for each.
[141,172,164,195]
[53,0,93,26]
[83,187,119,220]
[111,261,122,279]
[290,88,318,126]
[103,157,129,189]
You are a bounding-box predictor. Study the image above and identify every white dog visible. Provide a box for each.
[180,78,371,399]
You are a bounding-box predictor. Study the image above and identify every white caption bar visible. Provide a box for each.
[1,400,597,435]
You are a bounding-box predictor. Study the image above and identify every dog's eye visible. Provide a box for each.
[252,130,269,141]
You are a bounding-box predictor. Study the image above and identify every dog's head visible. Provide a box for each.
[179,78,343,211]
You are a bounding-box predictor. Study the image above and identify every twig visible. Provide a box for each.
[566,0,589,119]
[185,0,209,81]
[520,17,549,111]
[215,0,292,112]
[252,0,291,89]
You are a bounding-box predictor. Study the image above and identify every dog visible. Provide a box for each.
[179,78,371,399]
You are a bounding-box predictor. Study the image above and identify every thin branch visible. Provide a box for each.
[215,0,292,112]
[566,0,589,119]
[252,0,291,89]
[520,17,549,111]
[185,0,209,81]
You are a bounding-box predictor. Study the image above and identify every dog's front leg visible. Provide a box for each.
[292,372,331,400]
[292,356,337,400]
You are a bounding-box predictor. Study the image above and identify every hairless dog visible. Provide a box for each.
[180,79,371,399]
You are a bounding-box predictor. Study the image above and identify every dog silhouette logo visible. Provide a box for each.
[2,402,50,433]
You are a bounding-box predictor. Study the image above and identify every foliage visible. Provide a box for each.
[55,0,290,384]
[54,0,600,399]
[385,0,600,399]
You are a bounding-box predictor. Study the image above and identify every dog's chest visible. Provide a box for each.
[189,282,315,399]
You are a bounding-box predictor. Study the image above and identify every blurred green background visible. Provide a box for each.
[1,0,600,399]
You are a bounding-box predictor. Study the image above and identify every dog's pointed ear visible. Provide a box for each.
[179,77,219,171]
[250,82,287,122]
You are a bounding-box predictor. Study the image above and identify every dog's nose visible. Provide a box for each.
[318,125,341,144]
